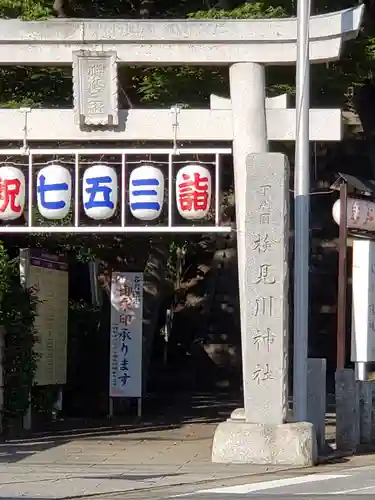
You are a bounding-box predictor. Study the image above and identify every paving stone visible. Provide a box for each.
[0,416,342,498]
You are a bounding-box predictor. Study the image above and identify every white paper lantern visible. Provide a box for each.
[37,164,72,220]
[0,166,25,220]
[176,164,211,220]
[129,165,164,221]
[332,197,375,232]
[82,164,118,220]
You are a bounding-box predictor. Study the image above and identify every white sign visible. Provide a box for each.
[20,250,69,385]
[110,272,143,398]
[351,239,375,362]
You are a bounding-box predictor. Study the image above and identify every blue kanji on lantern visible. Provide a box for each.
[36,165,72,220]
[84,176,114,210]
[37,175,69,210]
[130,178,160,211]
[129,166,164,221]
[83,165,118,220]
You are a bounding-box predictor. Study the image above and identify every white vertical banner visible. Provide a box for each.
[110,272,143,398]
[351,239,375,362]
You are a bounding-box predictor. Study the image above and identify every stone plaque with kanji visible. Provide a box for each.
[73,50,118,126]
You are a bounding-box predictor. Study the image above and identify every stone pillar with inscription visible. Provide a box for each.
[240,157,289,426]
[211,153,317,465]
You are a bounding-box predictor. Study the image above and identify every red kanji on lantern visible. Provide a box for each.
[176,165,212,220]
[350,200,361,224]
[178,172,209,212]
[0,177,22,214]
[365,202,375,223]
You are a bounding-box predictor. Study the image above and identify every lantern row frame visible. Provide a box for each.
[0,147,232,234]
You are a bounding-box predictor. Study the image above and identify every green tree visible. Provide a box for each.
[0,242,38,425]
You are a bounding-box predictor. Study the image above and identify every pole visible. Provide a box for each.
[0,326,5,434]
[336,182,348,370]
[19,249,32,430]
[293,0,311,422]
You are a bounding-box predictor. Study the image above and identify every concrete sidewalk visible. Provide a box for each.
[0,421,298,498]
[0,392,360,499]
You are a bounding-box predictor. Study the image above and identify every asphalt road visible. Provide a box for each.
[90,463,375,500]
[157,464,375,499]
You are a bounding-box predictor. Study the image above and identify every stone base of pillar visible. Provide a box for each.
[211,418,317,466]
[335,369,359,452]
[358,380,374,444]
[307,358,326,452]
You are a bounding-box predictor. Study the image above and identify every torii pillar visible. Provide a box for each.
[0,5,364,464]
[209,8,363,465]
[212,62,306,464]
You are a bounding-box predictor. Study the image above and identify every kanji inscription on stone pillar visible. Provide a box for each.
[244,153,289,425]
[73,50,118,126]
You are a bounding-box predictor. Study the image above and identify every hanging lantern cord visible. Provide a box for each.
[170,104,181,155]
[20,107,31,154]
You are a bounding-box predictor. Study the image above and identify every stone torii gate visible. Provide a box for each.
[0,5,364,465]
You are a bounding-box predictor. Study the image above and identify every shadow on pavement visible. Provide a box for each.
[0,391,242,464]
